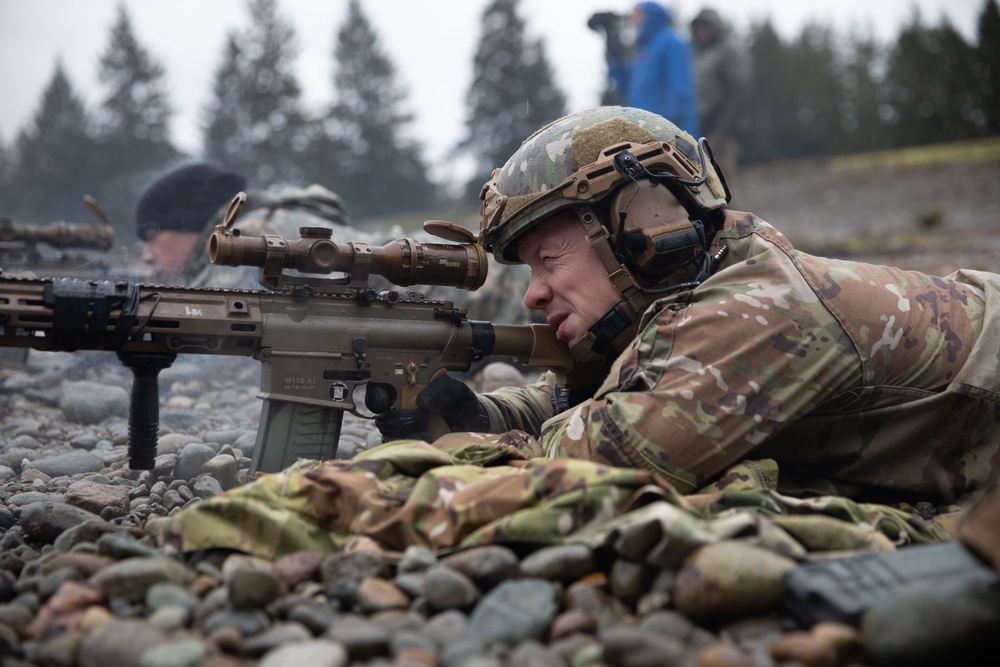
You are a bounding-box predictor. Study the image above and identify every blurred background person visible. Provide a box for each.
[136,162,351,289]
[586,9,630,105]
[136,162,246,285]
[606,2,699,135]
[690,7,753,199]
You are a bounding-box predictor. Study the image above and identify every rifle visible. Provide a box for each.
[1,196,117,369]
[783,475,1000,629]
[1,195,115,264]
[0,194,600,474]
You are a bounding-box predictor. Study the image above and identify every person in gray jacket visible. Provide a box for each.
[690,8,753,199]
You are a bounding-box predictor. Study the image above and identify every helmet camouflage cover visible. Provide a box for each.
[480,106,729,263]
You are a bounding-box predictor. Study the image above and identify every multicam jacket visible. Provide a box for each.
[479,214,1000,501]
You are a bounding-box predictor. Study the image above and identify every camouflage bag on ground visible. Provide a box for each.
[162,439,951,565]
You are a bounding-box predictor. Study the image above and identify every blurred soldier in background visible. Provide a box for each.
[135,162,349,288]
[136,163,248,285]
[690,7,753,199]
[135,161,533,326]
[604,2,699,136]
[587,10,630,105]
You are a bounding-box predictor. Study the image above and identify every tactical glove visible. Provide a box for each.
[373,375,490,443]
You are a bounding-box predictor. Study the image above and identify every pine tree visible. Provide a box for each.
[838,31,889,153]
[976,0,1000,134]
[202,37,249,167]
[323,0,437,221]
[742,20,798,163]
[202,0,314,186]
[456,0,567,200]
[2,62,100,224]
[786,24,847,157]
[0,136,10,199]
[93,3,179,237]
[884,10,981,146]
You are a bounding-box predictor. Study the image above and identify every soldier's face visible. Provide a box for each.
[141,230,200,284]
[519,212,622,347]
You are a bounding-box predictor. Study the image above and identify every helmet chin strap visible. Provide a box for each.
[569,301,636,361]
[567,205,651,362]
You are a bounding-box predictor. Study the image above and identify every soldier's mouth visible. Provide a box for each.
[548,313,568,341]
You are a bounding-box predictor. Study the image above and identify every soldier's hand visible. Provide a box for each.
[373,375,490,443]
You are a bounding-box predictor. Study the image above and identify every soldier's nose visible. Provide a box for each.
[523,275,550,311]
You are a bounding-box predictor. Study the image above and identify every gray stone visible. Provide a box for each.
[18,501,103,544]
[69,431,101,450]
[52,518,120,552]
[233,431,258,456]
[243,621,314,657]
[599,624,688,667]
[397,544,438,574]
[423,565,481,612]
[172,443,217,480]
[23,450,105,477]
[146,582,199,614]
[228,568,284,610]
[159,408,204,433]
[440,545,521,591]
[468,578,559,646]
[322,550,389,587]
[519,544,599,583]
[191,475,224,499]
[138,637,208,667]
[324,614,391,661]
[155,433,201,456]
[258,640,348,667]
[60,380,129,423]
[7,491,53,507]
[90,556,198,602]
[77,619,169,667]
[201,454,239,490]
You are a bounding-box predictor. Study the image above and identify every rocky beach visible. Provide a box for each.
[3,147,999,667]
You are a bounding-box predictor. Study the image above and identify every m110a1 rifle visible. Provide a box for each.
[0,194,600,474]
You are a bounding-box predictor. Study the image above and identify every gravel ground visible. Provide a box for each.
[734,151,1000,276]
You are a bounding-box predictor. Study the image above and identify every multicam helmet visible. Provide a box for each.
[479,106,729,265]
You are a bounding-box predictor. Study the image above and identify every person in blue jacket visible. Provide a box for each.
[609,2,699,136]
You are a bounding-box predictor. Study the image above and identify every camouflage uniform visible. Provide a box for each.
[478,213,1000,501]
[164,437,949,560]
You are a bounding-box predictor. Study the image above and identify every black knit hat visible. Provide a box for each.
[135,163,247,240]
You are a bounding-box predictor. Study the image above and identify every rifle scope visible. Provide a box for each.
[209,226,489,291]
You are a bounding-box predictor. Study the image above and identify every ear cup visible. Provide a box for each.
[608,180,702,280]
